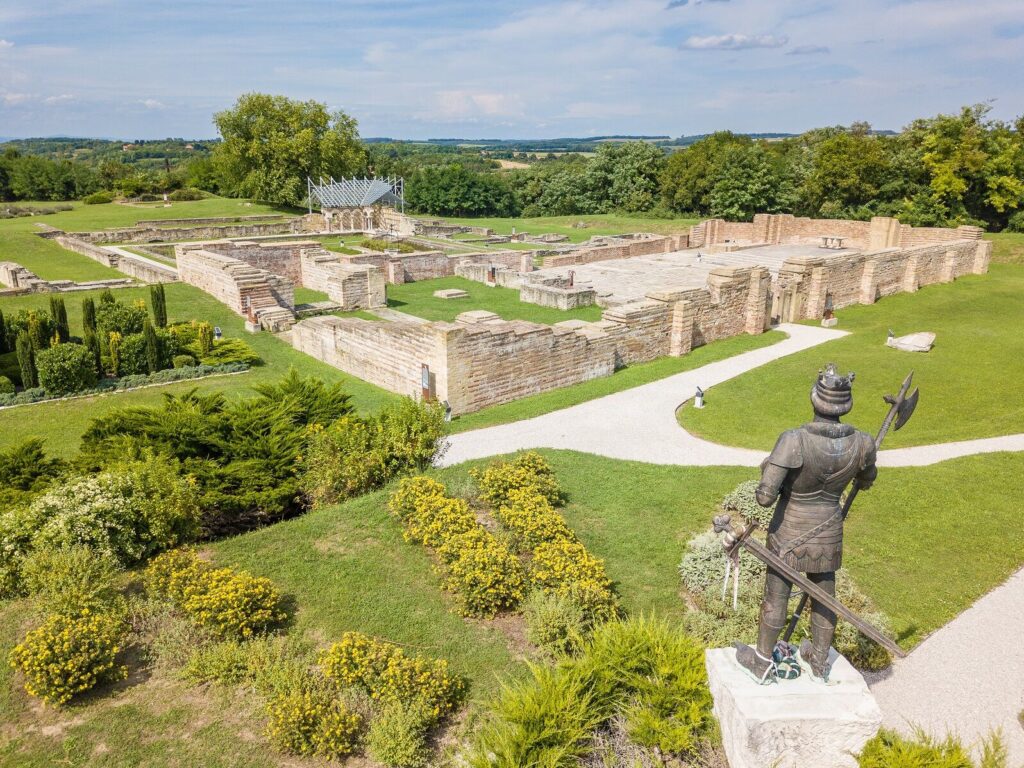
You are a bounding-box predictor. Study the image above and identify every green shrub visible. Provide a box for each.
[494,487,575,551]
[8,611,127,705]
[0,375,13,395]
[366,700,432,768]
[722,479,774,528]
[302,399,446,507]
[182,634,312,696]
[360,238,417,253]
[265,688,363,759]
[0,438,62,493]
[21,545,121,616]
[24,452,201,565]
[172,354,196,368]
[1006,210,1024,233]
[320,631,466,723]
[678,529,764,596]
[83,190,115,205]
[168,187,205,201]
[465,617,714,766]
[197,337,260,366]
[857,728,1007,768]
[523,589,589,657]
[96,299,147,341]
[530,538,619,623]
[36,342,98,395]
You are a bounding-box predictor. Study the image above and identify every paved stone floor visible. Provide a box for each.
[530,244,858,306]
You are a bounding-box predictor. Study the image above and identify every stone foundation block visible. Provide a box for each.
[434,288,469,299]
[705,647,881,768]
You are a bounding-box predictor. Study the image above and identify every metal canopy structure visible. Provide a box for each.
[307,176,404,213]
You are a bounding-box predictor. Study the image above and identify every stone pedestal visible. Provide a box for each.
[821,317,838,328]
[705,647,881,768]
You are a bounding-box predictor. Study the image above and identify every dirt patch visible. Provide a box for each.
[496,159,531,170]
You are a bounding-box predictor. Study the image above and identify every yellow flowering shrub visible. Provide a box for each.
[8,611,127,705]
[264,688,362,759]
[387,480,525,617]
[495,488,577,551]
[180,567,287,639]
[531,538,619,623]
[320,631,466,722]
[144,548,287,639]
[471,451,561,508]
[437,529,527,618]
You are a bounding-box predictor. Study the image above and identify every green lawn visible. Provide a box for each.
[679,263,1024,450]
[450,329,786,433]
[0,283,399,458]
[386,276,603,323]
[3,448,1022,765]
[987,231,1024,265]
[438,213,699,243]
[0,198,298,283]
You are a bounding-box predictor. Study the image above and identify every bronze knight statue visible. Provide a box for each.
[735,364,878,684]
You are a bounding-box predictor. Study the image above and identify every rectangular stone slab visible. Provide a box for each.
[705,647,882,768]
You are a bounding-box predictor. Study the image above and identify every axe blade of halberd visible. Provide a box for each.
[894,387,919,431]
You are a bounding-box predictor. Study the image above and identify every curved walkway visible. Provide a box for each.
[439,323,1024,468]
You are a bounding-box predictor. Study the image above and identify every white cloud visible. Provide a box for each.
[432,90,525,120]
[0,39,14,49]
[2,92,33,105]
[43,93,74,104]
[681,33,788,50]
[140,98,166,110]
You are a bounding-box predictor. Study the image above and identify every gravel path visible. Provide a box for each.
[865,568,1024,763]
[439,324,1024,469]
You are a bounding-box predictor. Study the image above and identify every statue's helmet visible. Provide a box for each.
[811,363,854,417]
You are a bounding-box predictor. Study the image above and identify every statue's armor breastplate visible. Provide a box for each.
[766,422,873,572]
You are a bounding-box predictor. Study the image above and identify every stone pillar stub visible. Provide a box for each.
[705,647,882,768]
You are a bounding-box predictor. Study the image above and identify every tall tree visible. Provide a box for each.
[150,284,167,328]
[660,132,753,214]
[49,296,70,343]
[212,93,367,206]
[708,144,795,221]
[16,331,36,389]
[82,297,97,335]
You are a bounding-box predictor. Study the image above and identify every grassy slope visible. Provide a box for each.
[438,213,699,243]
[679,263,1024,450]
[450,329,786,433]
[386,275,604,323]
[988,231,1024,265]
[0,283,398,458]
[3,449,1022,765]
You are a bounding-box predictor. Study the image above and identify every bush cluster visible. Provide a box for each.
[320,631,466,723]
[264,688,363,760]
[302,398,447,507]
[464,617,714,766]
[8,611,127,705]
[858,728,1008,768]
[145,549,287,639]
[721,479,775,528]
[387,477,525,617]
[474,452,619,626]
[35,342,98,395]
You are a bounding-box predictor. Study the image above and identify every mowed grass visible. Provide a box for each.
[2,449,1022,765]
[679,263,1024,450]
[0,283,399,458]
[0,197,298,283]
[450,329,786,433]
[987,231,1024,265]
[438,213,700,243]
[386,275,604,323]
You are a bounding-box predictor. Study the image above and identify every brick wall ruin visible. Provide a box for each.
[176,246,295,331]
[291,265,771,414]
[543,234,687,268]
[48,232,178,284]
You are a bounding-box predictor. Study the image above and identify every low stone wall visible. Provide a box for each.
[51,233,178,283]
[67,214,320,245]
[543,234,686,267]
[198,240,316,284]
[291,265,772,414]
[134,215,291,227]
[0,261,134,294]
[300,249,386,310]
[454,263,523,289]
[519,279,598,310]
[177,246,295,330]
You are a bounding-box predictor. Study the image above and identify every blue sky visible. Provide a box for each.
[0,0,1020,140]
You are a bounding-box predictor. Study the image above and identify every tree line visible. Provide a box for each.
[3,94,1023,231]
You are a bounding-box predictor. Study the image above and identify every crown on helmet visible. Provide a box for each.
[810,363,855,417]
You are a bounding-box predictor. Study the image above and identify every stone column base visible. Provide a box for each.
[705,647,882,768]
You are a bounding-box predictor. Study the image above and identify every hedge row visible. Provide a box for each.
[387,477,525,618]
[474,452,619,623]
[0,362,249,408]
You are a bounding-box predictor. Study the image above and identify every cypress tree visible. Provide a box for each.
[150,284,168,328]
[0,309,6,354]
[109,332,122,377]
[82,297,97,335]
[49,296,70,342]
[27,312,48,352]
[100,288,116,305]
[143,319,160,374]
[84,329,102,377]
[16,331,36,389]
